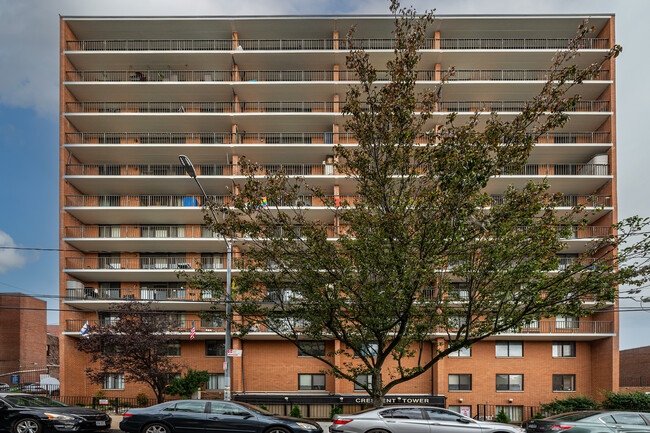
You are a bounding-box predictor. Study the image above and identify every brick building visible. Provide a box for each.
[620,345,650,392]
[59,14,618,420]
[0,293,48,385]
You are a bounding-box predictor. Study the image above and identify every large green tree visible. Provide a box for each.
[186,2,649,406]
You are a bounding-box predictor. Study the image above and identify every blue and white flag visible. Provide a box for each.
[80,321,89,337]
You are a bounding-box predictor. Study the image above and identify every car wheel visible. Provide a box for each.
[13,419,42,433]
[366,430,390,433]
[143,423,171,433]
[265,427,291,433]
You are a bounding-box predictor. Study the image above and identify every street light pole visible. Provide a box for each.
[179,154,233,401]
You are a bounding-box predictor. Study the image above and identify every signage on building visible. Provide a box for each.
[342,395,442,405]
[10,375,19,384]
[99,399,109,405]
[227,349,242,357]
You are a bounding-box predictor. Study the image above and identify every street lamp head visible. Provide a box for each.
[179,154,197,179]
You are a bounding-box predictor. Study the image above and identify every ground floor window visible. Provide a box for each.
[495,405,523,422]
[206,373,225,390]
[553,374,576,392]
[103,373,124,390]
[298,374,325,390]
[449,405,472,417]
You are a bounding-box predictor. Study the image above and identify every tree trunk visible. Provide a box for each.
[371,372,384,407]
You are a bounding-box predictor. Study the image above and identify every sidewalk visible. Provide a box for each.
[108,414,332,431]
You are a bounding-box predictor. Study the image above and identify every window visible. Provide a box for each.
[451,282,470,299]
[426,408,466,421]
[298,341,326,357]
[98,282,120,299]
[447,406,472,418]
[156,340,180,357]
[448,374,472,391]
[552,341,576,358]
[170,401,207,413]
[354,342,379,358]
[98,225,121,238]
[495,341,523,357]
[202,315,224,328]
[553,374,576,392]
[611,414,648,426]
[210,401,250,416]
[556,316,580,329]
[205,340,225,357]
[298,374,325,390]
[206,373,225,390]
[103,373,124,390]
[449,347,471,358]
[496,374,523,391]
[355,374,373,391]
[495,406,524,422]
[380,408,424,419]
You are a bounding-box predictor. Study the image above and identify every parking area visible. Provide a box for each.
[108,415,333,431]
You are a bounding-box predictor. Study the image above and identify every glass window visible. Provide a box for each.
[448,406,472,418]
[173,401,207,413]
[495,341,523,357]
[552,374,576,392]
[298,374,326,390]
[556,316,580,329]
[209,401,250,416]
[600,415,617,424]
[496,374,523,391]
[449,347,471,357]
[166,340,181,357]
[354,342,379,358]
[354,374,373,391]
[426,408,464,421]
[495,406,524,422]
[380,408,424,419]
[552,341,576,358]
[205,340,225,357]
[102,373,124,390]
[206,373,224,390]
[612,414,648,426]
[449,374,472,391]
[298,341,326,357]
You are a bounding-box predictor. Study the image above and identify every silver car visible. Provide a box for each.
[330,406,525,433]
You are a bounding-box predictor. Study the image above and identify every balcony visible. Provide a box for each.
[65,38,609,52]
[63,286,221,311]
[62,318,613,341]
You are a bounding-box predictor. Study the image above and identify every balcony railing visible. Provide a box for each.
[64,256,248,270]
[65,162,611,177]
[65,38,609,52]
[64,131,611,145]
[65,286,222,302]
[65,319,224,333]
[64,69,610,83]
[64,100,610,114]
[500,163,610,176]
[490,194,611,207]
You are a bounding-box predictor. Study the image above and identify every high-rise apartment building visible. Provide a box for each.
[59,15,617,419]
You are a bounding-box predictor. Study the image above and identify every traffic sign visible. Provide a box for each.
[227,349,242,357]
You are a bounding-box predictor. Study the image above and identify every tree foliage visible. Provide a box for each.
[75,302,182,403]
[541,395,600,414]
[185,1,649,407]
[164,369,210,399]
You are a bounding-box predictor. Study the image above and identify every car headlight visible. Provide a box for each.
[296,422,319,430]
[44,413,77,421]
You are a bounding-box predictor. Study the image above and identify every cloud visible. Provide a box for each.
[0,230,28,274]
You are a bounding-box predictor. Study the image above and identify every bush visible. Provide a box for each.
[602,391,650,411]
[290,404,302,418]
[495,410,510,423]
[95,390,106,399]
[330,405,343,420]
[164,369,210,398]
[259,404,269,412]
[532,413,545,419]
[541,396,600,414]
[136,393,149,407]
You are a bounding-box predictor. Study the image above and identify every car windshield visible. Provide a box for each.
[234,402,271,415]
[5,396,70,407]
[547,413,600,422]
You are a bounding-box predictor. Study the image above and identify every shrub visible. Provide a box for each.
[136,392,149,407]
[95,390,106,399]
[495,410,510,424]
[290,404,302,418]
[164,369,210,398]
[541,396,600,414]
[330,405,343,420]
[532,413,545,419]
[602,391,650,411]
[259,404,269,411]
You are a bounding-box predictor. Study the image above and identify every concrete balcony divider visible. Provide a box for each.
[65,37,609,52]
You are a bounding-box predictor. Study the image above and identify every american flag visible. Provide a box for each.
[190,321,195,340]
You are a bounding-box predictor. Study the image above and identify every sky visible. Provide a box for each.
[0,0,648,350]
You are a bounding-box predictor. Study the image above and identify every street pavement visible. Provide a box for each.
[108,415,333,431]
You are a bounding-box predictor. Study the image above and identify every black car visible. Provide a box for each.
[119,400,322,433]
[0,393,111,433]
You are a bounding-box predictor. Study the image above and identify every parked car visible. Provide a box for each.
[523,411,650,433]
[120,399,322,433]
[19,383,46,394]
[0,383,9,392]
[330,406,525,433]
[0,393,111,433]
